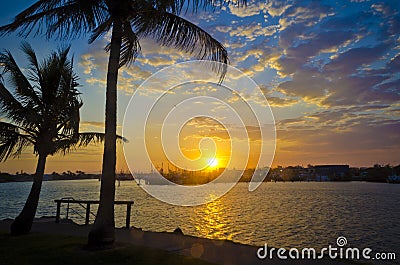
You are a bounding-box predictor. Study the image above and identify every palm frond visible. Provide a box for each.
[0,0,108,40]
[78,132,105,147]
[132,9,228,80]
[0,49,42,106]
[149,0,246,14]
[58,101,81,137]
[0,82,38,127]
[20,42,42,81]
[150,0,186,14]
[39,45,74,106]
[105,21,141,67]
[78,132,127,147]
[88,18,113,44]
[0,121,33,162]
[54,131,126,155]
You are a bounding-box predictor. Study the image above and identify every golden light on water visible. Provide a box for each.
[194,194,232,241]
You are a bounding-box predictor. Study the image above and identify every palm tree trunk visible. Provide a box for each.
[10,153,47,235]
[88,19,122,247]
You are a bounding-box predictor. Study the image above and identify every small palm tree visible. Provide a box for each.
[0,0,244,246]
[0,43,106,235]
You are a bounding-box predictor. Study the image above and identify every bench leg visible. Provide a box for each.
[55,202,61,223]
[126,204,132,228]
[85,203,91,225]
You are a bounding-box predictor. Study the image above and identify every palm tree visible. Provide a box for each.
[0,0,244,246]
[0,43,106,235]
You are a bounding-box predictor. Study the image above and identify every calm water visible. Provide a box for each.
[0,181,399,261]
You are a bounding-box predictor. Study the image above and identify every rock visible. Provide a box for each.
[173,227,184,235]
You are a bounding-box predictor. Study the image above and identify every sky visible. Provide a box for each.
[0,0,399,174]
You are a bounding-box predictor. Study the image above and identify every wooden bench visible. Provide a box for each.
[54,199,134,228]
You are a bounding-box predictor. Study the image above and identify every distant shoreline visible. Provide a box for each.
[0,177,396,184]
[2,163,399,184]
[0,172,100,183]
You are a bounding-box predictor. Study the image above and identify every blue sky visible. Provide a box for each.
[0,0,399,173]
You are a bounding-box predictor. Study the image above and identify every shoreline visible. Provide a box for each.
[0,178,394,184]
[0,218,354,265]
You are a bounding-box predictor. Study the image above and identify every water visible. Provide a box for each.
[0,180,399,262]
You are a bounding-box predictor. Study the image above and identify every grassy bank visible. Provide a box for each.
[0,232,214,265]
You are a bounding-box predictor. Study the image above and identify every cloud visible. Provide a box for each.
[387,53,400,72]
[371,3,392,17]
[277,67,330,100]
[85,76,106,86]
[80,54,98,75]
[81,121,104,128]
[265,1,293,17]
[227,1,265,18]
[278,2,334,31]
[324,44,389,75]
[275,122,400,166]
[79,38,173,95]
[267,96,298,107]
[274,105,400,166]
[286,30,355,60]
[216,24,278,41]
[321,75,399,106]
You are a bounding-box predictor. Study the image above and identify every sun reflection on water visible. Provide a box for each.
[193,194,232,241]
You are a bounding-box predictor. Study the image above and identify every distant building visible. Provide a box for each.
[282,166,308,181]
[314,165,350,181]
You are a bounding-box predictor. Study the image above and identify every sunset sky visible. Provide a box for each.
[0,0,399,174]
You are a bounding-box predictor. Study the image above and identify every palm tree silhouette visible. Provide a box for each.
[0,0,243,246]
[0,43,106,235]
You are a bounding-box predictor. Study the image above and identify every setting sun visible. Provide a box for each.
[208,158,218,168]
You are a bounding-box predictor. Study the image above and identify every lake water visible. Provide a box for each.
[0,180,399,263]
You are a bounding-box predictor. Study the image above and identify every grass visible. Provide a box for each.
[0,232,215,265]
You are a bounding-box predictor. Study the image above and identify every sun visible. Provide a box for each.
[207,158,218,168]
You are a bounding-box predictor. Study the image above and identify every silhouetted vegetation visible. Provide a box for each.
[2,163,399,184]
[0,44,104,235]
